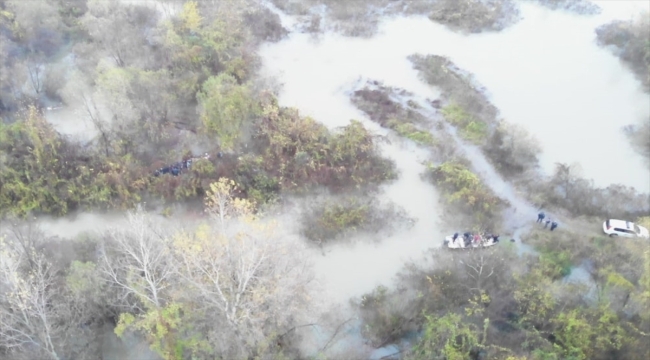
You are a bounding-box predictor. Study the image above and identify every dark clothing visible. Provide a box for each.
[550,222,558,231]
[452,233,459,241]
[544,219,551,229]
[537,212,545,223]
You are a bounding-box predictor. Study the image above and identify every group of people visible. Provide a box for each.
[450,232,500,247]
[537,211,558,231]
[153,152,218,177]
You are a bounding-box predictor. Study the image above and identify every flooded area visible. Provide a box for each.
[6,1,648,358]
[267,95,446,303]
[256,0,650,307]
[261,0,650,192]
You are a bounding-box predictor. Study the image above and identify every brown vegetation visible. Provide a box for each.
[351,82,435,145]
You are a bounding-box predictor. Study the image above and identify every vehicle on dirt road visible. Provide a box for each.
[603,219,649,239]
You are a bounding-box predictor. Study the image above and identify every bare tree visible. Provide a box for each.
[25,55,44,95]
[550,162,584,200]
[0,236,61,360]
[98,206,174,312]
[61,72,114,156]
[453,246,515,295]
[1,216,45,270]
[83,0,158,68]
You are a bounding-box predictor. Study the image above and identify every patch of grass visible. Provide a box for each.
[441,104,488,143]
[389,121,436,145]
[461,120,489,142]
[440,103,472,126]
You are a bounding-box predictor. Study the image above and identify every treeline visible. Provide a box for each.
[353,227,650,359]
[0,0,395,218]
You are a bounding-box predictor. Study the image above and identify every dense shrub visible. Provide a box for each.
[426,160,506,229]
[300,195,407,243]
[428,0,519,34]
[255,96,397,192]
[0,106,145,216]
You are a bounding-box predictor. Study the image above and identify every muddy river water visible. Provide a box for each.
[256,0,650,316]
[261,0,650,192]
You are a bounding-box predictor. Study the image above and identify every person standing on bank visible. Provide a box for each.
[544,218,551,229]
[537,211,546,223]
[550,221,558,231]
